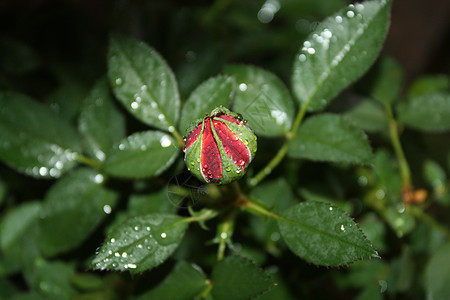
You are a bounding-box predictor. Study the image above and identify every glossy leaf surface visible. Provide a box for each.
[292,0,391,111]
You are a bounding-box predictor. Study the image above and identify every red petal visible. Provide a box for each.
[213,120,249,170]
[201,119,222,182]
[184,122,202,152]
[217,114,241,125]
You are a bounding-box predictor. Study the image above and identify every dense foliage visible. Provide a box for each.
[0,0,449,299]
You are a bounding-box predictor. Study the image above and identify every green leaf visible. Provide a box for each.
[1,201,41,250]
[224,64,295,137]
[211,256,273,300]
[135,261,207,300]
[179,75,235,134]
[369,56,403,104]
[343,97,388,133]
[288,114,373,164]
[78,77,125,162]
[46,82,88,122]
[407,74,449,98]
[128,189,178,216]
[0,92,81,178]
[384,206,415,238]
[249,179,297,244]
[24,258,77,299]
[91,214,188,274]
[292,0,391,111]
[397,92,450,132]
[277,201,377,266]
[108,34,180,132]
[102,131,179,178]
[39,168,118,256]
[425,242,450,300]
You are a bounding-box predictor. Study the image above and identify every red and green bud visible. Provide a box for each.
[183,106,257,185]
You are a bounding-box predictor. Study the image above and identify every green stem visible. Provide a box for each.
[217,216,235,261]
[197,280,213,299]
[184,208,219,225]
[170,127,185,148]
[240,197,281,220]
[288,103,309,139]
[248,142,288,187]
[76,154,102,169]
[248,103,309,187]
[410,206,450,239]
[385,105,412,189]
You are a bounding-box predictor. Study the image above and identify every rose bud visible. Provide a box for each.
[183,106,257,185]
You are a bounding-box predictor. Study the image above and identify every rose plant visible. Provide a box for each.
[0,0,449,299]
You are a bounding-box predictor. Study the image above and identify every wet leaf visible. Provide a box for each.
[224,64,295,137]
[211,256,273,300]
[108,34,180,132]
[397,92,450,132]
[292,0,392,111]
[39,168,118,256]
[407,74,449,98]
[135,261,207,300]
[288,114,373,164]
[343,97,388,133]
[277,201,377,266]
[128,189,178,216]
[249,179,297,244]
[78,77,125,162]
[369,56,403,104]
[91,214,188,274]
[0,92,81,178]
[0,201,41,250]
[425,242,450,300]
[179,75,235,134]
[103,131,179,178]
[23,259,77,299]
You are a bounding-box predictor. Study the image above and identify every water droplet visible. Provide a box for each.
[114,252,120,257]
[158,114,165,121]
[140,145,147,151]
[168,126,175,132]
[122,252,127,258]
[146,226,151,231]
[358,176,368,186]
[39,167,48,176]
[131,101,139,109]
[151,102,157,108]
[160,135,172,148]
[239,83,248,91]
[94,174,104,183]
[335,16,343,23]
[160,232,167,238]
[134,226,140,231]
[340,224,345,231]
[347,10,355,18]
[126,263,137,269]
[270,232,280,242]
[329,206,333,211]
[137,244,143,249]
[118,144,125,150]
[110,238,116,243]
[307,48,315,54]
[55,161,63,169]
[111,262,118,268]
[141,85,148,91]
[115,78,123,86]
[376,189,385,199]
[103,205,112,214]
[220,232,227,239]
[356,3,364,11]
